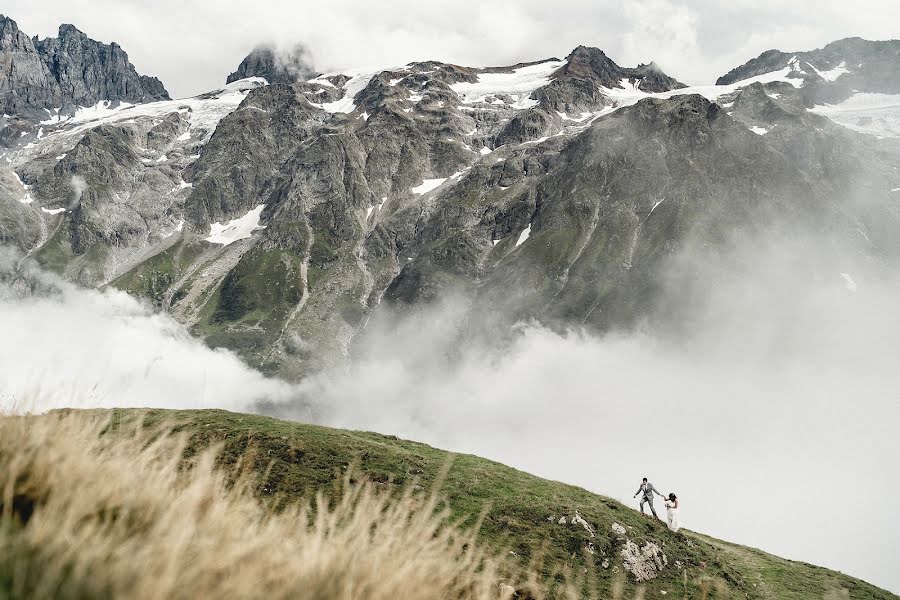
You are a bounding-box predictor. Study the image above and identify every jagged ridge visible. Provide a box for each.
[0,14,169,119]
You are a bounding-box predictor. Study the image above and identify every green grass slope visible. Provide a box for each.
[115,408,892,599]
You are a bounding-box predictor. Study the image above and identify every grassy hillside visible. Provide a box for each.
[110,408,890,600]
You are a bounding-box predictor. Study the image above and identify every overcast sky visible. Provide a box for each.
[3,0,899,98]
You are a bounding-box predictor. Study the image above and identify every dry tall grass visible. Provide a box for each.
[0,411,512,600]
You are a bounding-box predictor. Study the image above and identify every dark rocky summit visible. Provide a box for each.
[555,45,685,93]
[0,15,168,119]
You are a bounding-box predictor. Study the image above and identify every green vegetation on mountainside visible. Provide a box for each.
[110,239,206,304]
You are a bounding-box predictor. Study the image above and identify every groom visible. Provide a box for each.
[634,477,664,519]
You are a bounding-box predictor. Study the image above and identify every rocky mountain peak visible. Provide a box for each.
[0,15,169,119]
[0,14,30,51]
[56,23,87,38]
[556,45,685,92]
[0,13,16,31]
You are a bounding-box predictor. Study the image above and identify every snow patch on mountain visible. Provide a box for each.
[451,60,566,109]
[516,225,531,247]
[12,171,34,204]
[204,205,266,245]
[67,100,136,124]
[412,178,447,195]
[557,111,594,122]
[809,61,850,82]
[309,68,387,114]
[716,60,805,92]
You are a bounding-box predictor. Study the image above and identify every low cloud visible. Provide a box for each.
[68,174,87,210]
[273,43,317,81]
[0,251,297,414]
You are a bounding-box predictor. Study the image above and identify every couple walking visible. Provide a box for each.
[634,477,679,532]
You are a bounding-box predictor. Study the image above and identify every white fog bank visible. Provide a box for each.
[0,262,297,413]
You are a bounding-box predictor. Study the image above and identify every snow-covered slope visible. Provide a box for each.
[15,77,267,155]
[450,60,566,109]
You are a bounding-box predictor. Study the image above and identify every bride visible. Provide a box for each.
[664,493,680,532]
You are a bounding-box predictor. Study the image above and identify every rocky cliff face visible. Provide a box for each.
[2,33,899,379]
[0,15,168,120]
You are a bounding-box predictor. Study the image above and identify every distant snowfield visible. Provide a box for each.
[451,60,566,109]
[809,93,900,138]
[32,77,268,146]
[204,204,266,245]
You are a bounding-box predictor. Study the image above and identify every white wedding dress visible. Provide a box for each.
[665,501,680,532]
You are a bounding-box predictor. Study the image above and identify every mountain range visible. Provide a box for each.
[1,14,899,380]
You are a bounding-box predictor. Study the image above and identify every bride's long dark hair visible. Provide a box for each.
[668,493,677,501]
